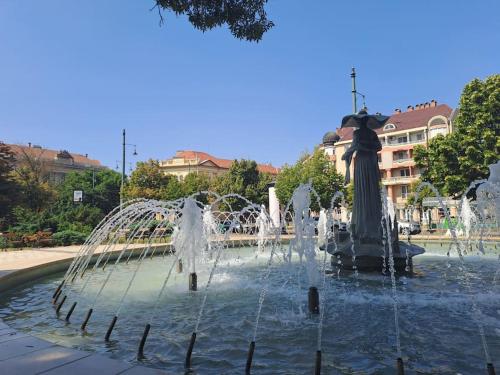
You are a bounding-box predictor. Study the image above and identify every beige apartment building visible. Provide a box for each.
[321,100,454,220]
[160,150,279,180]
[7,143,104,183]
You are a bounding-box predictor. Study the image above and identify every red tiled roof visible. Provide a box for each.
[174,150,279,175]
[8,144,102,167]
[336,104,453,142]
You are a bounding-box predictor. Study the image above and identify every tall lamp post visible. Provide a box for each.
[351,67,367,113]
[120,129,138,208]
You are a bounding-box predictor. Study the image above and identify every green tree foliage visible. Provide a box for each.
[161,177,184,201]
[57,169,121,213]
[154,0,274,42]
[123,159,171,200]
[182,172,211,196]
[212,159,272,210]
[406,179,435,208]
[415,74,500,196]
[181,172,211,203]
[8,169,122,235]
[11,148,56,212]
[0,143,18,228]
[275,149,345,211]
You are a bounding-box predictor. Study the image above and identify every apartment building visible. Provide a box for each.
[321,100,454,220]
[7,143,104,183]
[160,150,279,180]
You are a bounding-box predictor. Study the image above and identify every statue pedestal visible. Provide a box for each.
[325,231,424,273]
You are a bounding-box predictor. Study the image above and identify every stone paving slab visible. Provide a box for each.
[119,365,170,374]
[0,346,90,375]
[39,353,133,375]
[0,335,55,360]
[0,329,29,343]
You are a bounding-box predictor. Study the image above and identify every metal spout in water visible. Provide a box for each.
[189,272,197,291]
[56,295,67,315]
[105,316,118,341]
[81,308,93,330]
[308,286,320,314]
[177,259,183,273]
[137,323,151,359]
[52,289,62,305]
[52,280,64,299]
[65,302,77,322]
[487,363,496,375]
[185,332,197,368]
[397,357,405,375]
[315,350,321,375]
[245,341,255,374]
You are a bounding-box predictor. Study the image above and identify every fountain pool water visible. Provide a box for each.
[0,245,499,374]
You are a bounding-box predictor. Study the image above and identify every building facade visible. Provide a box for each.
[321,101,454,220]
[8,143,104,183]
[160,150,279,179]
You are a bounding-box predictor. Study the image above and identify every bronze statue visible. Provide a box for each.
[341,109,387,244]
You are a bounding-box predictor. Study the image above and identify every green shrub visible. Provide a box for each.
[0,236,7,250]
[53,230,88,246]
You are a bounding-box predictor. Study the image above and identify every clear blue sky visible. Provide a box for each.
[1,1,498,170]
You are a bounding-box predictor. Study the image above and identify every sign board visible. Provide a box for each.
[73,190,83,202]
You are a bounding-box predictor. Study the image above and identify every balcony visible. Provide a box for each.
[393,157,412,163]
[382,175,419,185]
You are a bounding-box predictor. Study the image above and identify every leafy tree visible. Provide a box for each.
[11,148,56,212]
[181,172,211,203]
[415,74,500,196]
[182,172,211,196]
[0,143,18,228]
[123,159,171,200]
[406,179,435,208]
[161,176,184,201]
[275,149,345,211]
[57,169,121,214]
[154,0,274,42]
[212,159,272,210]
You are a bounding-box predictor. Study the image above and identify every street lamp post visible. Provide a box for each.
[350,67,368,113]
[120,129,138,208]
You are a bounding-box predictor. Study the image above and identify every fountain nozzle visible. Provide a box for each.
[189,272,197,291]
[137,323,151,359]
[308,286,320,314]
[315,350,321,375]
[105,315,118,342]
[185,332,197,368]
[397,357,405,375]
[65,302,77,322]
[245,341,255,374]
[177,259,183,273]
[55,295,67,315]
[487,363,496,375]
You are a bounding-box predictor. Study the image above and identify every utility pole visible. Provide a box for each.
[351,67,357,114]
[120,129,138,209]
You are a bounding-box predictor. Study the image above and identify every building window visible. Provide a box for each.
[399,168,410,177]
[397,135,408,144]
[416,133,424,141]
[401,185,409,199]
[394,150,409,161]
[383,123,396,131]
[429,116,447,127]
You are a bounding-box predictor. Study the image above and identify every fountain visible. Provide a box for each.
[0,145,499,374]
